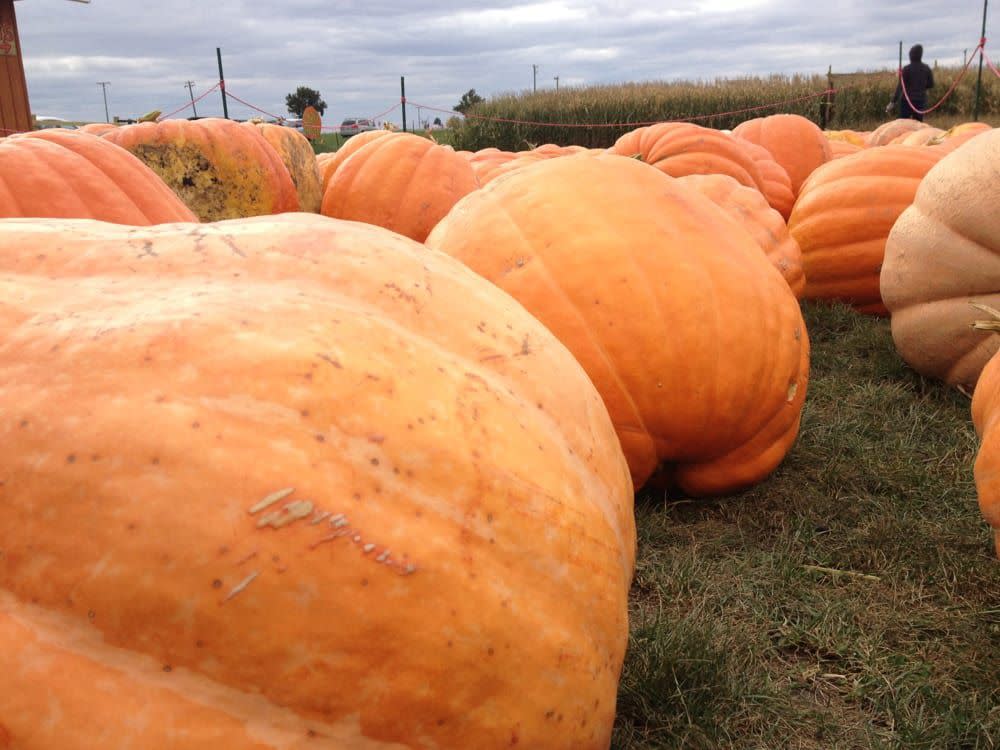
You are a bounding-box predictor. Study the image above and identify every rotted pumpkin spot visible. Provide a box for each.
[130,143,266,221]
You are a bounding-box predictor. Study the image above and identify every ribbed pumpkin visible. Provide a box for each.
[827,140,864,160]
[103,117,299,221]
[864,118,931,147]
[896,127,946,146]
[0,214,634,750]
[318,129,395,194]
[789,145,944,314]
[824,129,867,146]
[881,129,1000,389]
[321,133,479,242]
[733,114,832,196]
[675,173,805,297]
[427,154,809,495]
[243,121,323,213]
[929,122,993,154]
[476,152,553,185]
[0,129,196,224]
[738,139,796,220]
[971,336,1000,557]
[610,122,766,193]
[78,122,118,136]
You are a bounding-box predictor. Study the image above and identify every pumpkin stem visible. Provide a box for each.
[969,301,1000,331]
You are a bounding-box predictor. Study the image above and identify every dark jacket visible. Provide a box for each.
[894,62,935,105]
[894,46,935,106]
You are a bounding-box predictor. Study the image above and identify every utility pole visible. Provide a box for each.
[973,0,988,120]
[216,47,229,119]
[184,80,199,118]
[96,81,110,123]
[400,76,407,133]
[553,76,559,91]
[532,64,538,93]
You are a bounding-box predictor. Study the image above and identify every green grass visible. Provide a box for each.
[310,128,456,154]
[614,301,1000,749]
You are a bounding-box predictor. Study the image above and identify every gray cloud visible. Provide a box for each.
[14,0,994,126]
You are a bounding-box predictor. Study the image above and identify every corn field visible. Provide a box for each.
[451,66,1000,152]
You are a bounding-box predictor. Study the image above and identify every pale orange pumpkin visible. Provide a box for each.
[881,129,1000,389]
[895,127,946,146]
[321,133,479,242]
[103,117,299,221]
[864,118,931,147]
[0,213,634,750]
[427,154,809,495]
[789,145,944,314]
[78,122,119,136]
[733,114,832,196]
[0,129,197,224]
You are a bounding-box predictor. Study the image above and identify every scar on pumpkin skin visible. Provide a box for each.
[222,571,259,603]
[248,487,294,514]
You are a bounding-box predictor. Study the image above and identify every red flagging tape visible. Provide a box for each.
[157,82,222,121]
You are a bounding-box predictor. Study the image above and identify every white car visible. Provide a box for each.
[339,118,376,137]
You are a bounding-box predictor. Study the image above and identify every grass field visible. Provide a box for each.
[612,301,1000,749]
[310,128,456,153]
[447,65,999,151]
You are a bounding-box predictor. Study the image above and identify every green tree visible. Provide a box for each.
[454,89,485,114]
[285,86,327,117]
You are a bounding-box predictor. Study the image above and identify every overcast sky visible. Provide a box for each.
[14,1,996,127]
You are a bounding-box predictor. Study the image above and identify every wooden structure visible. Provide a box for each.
[1,0,30,135]
[1,0,90,136]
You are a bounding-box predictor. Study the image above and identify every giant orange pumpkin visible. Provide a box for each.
[676,173,805,297]
[789,145,944,314]
[321,133,479,242]
[827,140,864,160]
[427,154,809,495]
[243,121,323,213]
[971,330,1000,557]
[733,113,832,196]
[610,122,767,193]
[103,117,299,221]
[738,139,796,220]
[0,129,196,224]
[0,213,634,750]
[318,129,396,194]
[881,129,1000,389]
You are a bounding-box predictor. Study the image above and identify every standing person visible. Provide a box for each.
[886,44,935,120]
